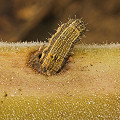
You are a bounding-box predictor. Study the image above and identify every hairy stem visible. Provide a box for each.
[0,42,120,119]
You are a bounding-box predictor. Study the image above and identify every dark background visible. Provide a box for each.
[0,0,120,43]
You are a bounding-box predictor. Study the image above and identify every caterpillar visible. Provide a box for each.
[28,18,87,75]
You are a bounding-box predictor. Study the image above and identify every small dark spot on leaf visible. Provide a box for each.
[38,53,42,59]
[90,64,93,66]
[18,88,22,91]
[50,55,53,58]
[4,93,7,97]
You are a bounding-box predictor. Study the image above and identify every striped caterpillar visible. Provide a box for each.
[28,18,87,75]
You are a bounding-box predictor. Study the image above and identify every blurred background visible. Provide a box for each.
[0,0,120,44]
